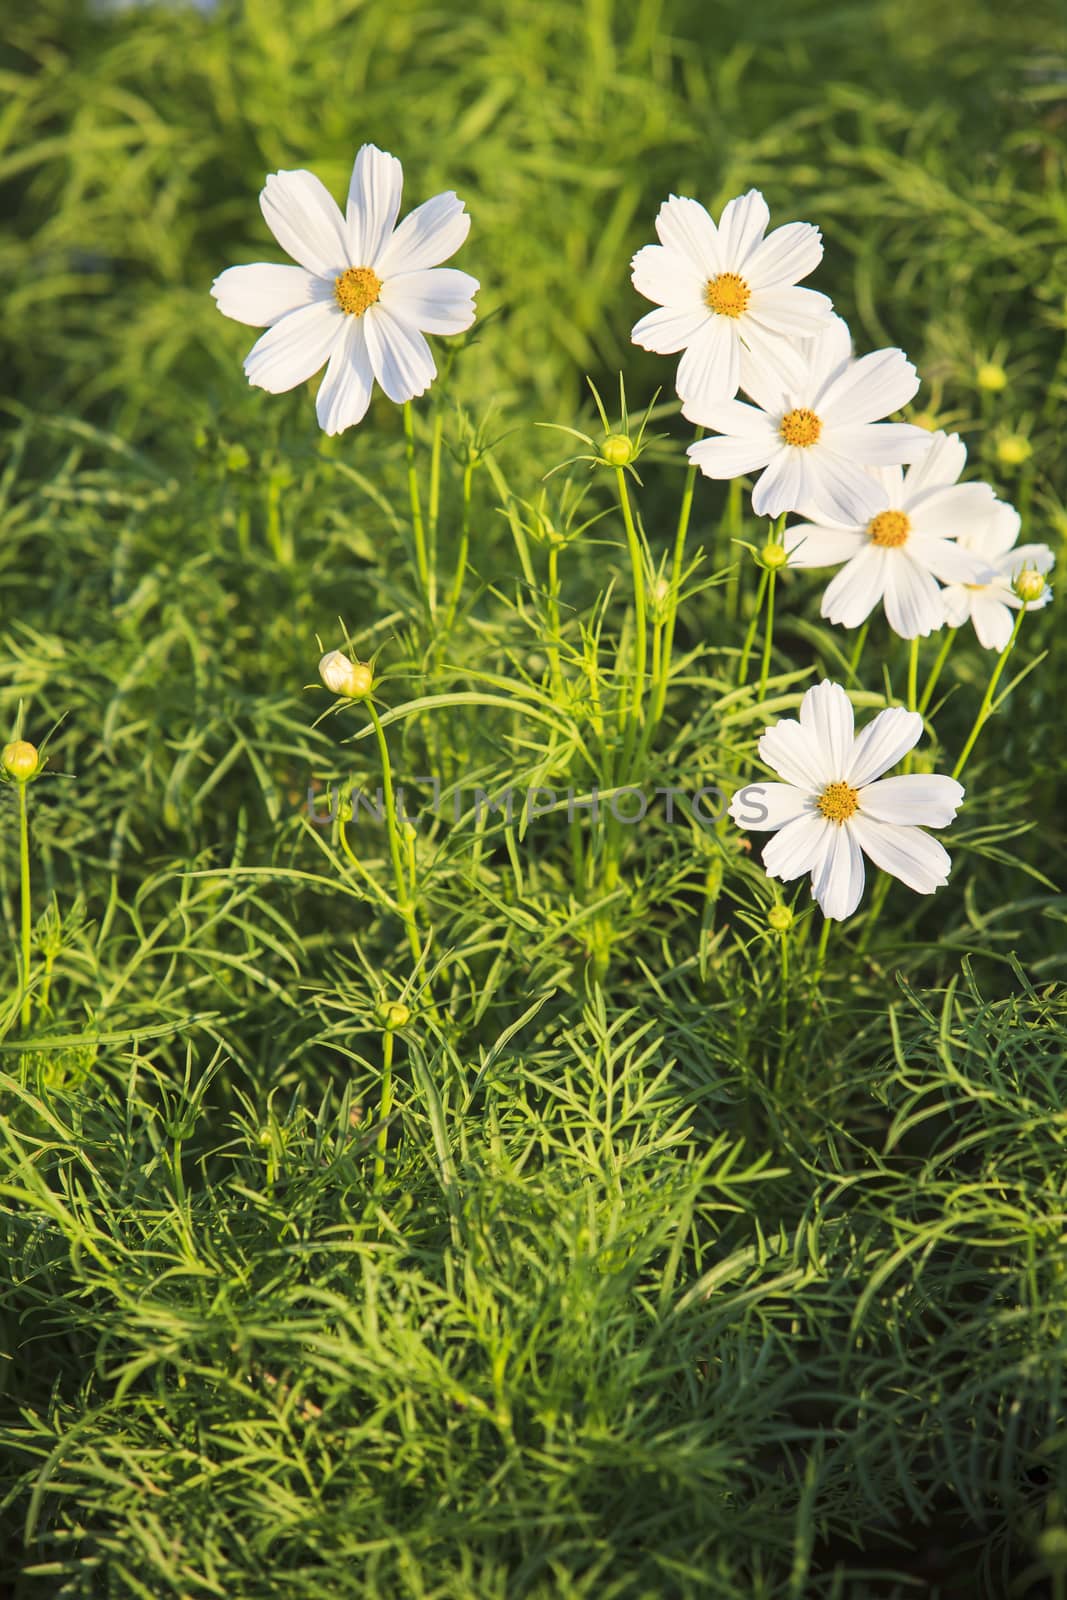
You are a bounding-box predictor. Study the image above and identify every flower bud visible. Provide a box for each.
[600,434,634,467]
[767,905,793,933]
[319,650,373,700]
[1,740,39,782]
[997,434,1032,468]
[976,362,1007,392]
[1014,568,1047,603]
[759,542,789,571]
[377,1000,411,1030]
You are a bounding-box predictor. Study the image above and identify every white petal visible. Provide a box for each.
[346,144,403,266]
[882,553,944,639]
[632,302,709,355]
[907,482,999,540]
[802,315,853,394]
[716,189,770,267]
[259,170,348,277]
[799,681,855,776]
[211,263,322,328]
[376,191,470,276]
[728,781,812,831]
[758,718,833,791]
[676,317,741,408]
[746,284,834,336]
[752,447,810,518]
[763,813,834,881]
[1001,541,1055,577]
[846,705,923,787]
[941,584,972,630]
[654,195,721,276]
[689,397,777,437]
[817,348,920,426]
[363,305,436,403]
[820,545,888,628]
[631,243,707,308]
[687,429,777,478]
[906,535,992,586]
[315,316,375,435]
[966,502,1023,561]
[380,267,478,334]
[825,422,933,467]
[784,522,865,568]
[971,593,1016,651]
[801,449,886,524]
[849,817,952,895]
[737,323,805,410]
[901,430,966,496]
[812,823,865,920]
[858,774,964,827]
[243,302,342,392]
[744,221,823,290]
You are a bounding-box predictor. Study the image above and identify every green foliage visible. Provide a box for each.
[2,0,1067,1595]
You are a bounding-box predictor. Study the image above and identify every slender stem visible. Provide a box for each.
[402,402,432,614]
[443,460,474,641]
[846,622,869,688]
[724,479,742,621]
[426,409,444,613]
[615,467,647,779]
[811,916,832,992]
[756,568,776,702]
[375,1029,395,1189]
[775,926,790,1079]
[17,782,31,1029]
[952,607,1026,781]
[737,569,769,686]
[545,541,564,698]
[337,809,401,913]
[857,872,892,955]
[903,636,920,773]
[649,432,702,729]
[918,628,957,717]
[367,698,423,966]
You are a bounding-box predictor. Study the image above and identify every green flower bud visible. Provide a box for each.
[759,541,789,571]
[319,650,373,700]
[1014,568,1047,603]
[377,1000,410,1030]
[997,434,1032,468]
[976,362,1007,392]
[767,905,793,933]
[2,740,38,782]
[600,434,634,467]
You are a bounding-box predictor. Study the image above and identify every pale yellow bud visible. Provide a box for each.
[600,434,634,467]
[1,740,38,782]
[319,650,373,699]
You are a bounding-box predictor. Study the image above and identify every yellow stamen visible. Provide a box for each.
[779,408,822,448]
[704,272,750,318]
[817,781,859,823]
[334,266,382,316]
[868,510,910,549]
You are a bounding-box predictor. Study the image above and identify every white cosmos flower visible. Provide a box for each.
[783,430,998,639]
[211,144,478,435]
[941,499,1054,650]
[729,680,964,921]
[630,189,834,411]
[685,316,931,525]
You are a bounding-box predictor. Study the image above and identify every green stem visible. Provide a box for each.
[857,872,892,955]
[426,408,444,613]
[756,568,776,702]
[737,569,769,686]
[724,479,742,621]
[375,1029,395,1189]
[17,781,31,1030]
[918,628,957,717]
[545,541,564,698]
[952,607,1026,781]
[615,467,647,780]
[443,460,474,642]
[811,915,832,992]
[903,636,920,773]
[649,431,702,729]
[367,698,423,967]
[402,402,432,615]
[846,622,869,688]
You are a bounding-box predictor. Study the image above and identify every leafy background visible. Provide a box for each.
[2,0,1067,1595]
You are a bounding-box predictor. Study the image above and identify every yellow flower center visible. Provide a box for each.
[817,781,860,823]
[868,510,911,549]
[704,272,751,318]
[779,408,822,448]
[334,266,382,316]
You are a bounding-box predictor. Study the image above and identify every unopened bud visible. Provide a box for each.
[1,740,38,782]
[759,542,789,571]
[319,650,373,700]
[767,905,793,933]
[1014,568,1047,603]
[600,434,634,467]
[976,362,1007,392]
[997,434,1032,468]
[377,1000,411,1030]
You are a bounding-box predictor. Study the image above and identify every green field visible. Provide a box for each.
[3,1,1067,1595]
